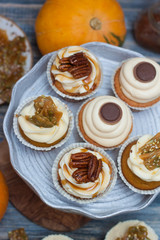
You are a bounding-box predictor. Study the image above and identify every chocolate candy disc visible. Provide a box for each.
[133,62,156,82]
[100,102,122,124]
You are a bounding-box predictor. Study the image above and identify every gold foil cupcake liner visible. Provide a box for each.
[111,62,160,111]
[13,95,74,151]
[76,96,134,150]
[117,135,160,195]
[47,46,102,101]
[52,142,117,204]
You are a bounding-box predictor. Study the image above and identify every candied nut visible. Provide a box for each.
[71,152,93,160]
[69,152,92,168]
[58,52,92,78]
[72,168,89,183]
[88,155,98,181]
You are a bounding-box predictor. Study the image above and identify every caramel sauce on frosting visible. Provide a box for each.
[51,46,100,94]
[58,147,111,199]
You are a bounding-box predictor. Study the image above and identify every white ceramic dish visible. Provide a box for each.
[0,15,33,104]
[3,42,159,219]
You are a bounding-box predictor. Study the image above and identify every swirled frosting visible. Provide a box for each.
[18,97,69,144]
[51,46,100,94]
[119,57,160,103]
[82,96,132,147]
[127,135,160,182]
[58,147,111,199]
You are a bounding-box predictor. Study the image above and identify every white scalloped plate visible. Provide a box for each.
[3,42,159,219]
[0,15,33,104]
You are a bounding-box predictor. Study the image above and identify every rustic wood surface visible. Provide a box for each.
[0,0,160,239]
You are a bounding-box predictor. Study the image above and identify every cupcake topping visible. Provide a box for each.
[100,102,122,124]
[133,62,156,83]
[82,96,132,148]
[25,96,62,128]
[70,152,102,183]
[18,96,69,144]
[59,52,92,79]
[119,57,160,103]
[58,147,111,199]
[51,46,100,94]
[139,132,160,170]
[116,225,150,240]
[127,135,160,182]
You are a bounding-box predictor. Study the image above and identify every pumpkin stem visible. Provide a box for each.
[90,17,101,30]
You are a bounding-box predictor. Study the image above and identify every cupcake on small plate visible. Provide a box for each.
[104,220,158,240]
[52,143,117,203]
[47,46,101,100]
[118,132,160,194]
[113,57,160,110]
[77,96,133,149]
[13,95,73,151]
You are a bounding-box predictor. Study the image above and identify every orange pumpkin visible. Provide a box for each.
[0,171,9,220]
[35,0,126,55]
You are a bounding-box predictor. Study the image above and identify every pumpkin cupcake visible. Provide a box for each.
[52,143,117,203]
[118,133,160,194]
[104,220,158,240]
[77,96,133,149]
[47,46,101,100]
[113,57,160,110]
[13,95,73,151]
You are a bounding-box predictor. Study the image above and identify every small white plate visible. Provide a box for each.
[3,42,158,219]
[0,15,33,104]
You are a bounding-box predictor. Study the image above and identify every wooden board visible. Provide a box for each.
[0,140,90,232]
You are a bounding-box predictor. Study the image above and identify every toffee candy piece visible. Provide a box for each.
[100,102,122,124]
[133,61,156,82]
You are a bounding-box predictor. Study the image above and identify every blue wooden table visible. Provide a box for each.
[0,0,160,239]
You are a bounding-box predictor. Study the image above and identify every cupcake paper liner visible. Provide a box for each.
[76,96,134,151]
[42,234,74,240]
[52,142,117,204]
[117,135,160,195]
[13,95,74,151]
[111,62,160,111]
[46,47,103,101]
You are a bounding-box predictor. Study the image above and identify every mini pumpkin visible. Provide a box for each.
[35,0,126,55]
[0,171,9,220]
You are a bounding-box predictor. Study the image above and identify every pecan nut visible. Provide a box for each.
[58,52,92,78]
[72,168,89,183]
[88,157,102,182]
[69,152,92,168]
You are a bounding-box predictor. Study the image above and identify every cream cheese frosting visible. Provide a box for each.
[18,97,69,144]
[58,147,111,199]
[81,96,132,147]
[105,220,158,240]
[119,57,160,103]
[127,135,160,182]
[51,46,100,94]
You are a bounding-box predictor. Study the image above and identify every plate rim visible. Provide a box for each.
[3,42,157,219]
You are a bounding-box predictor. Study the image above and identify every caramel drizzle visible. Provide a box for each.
[139,132,160,170]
